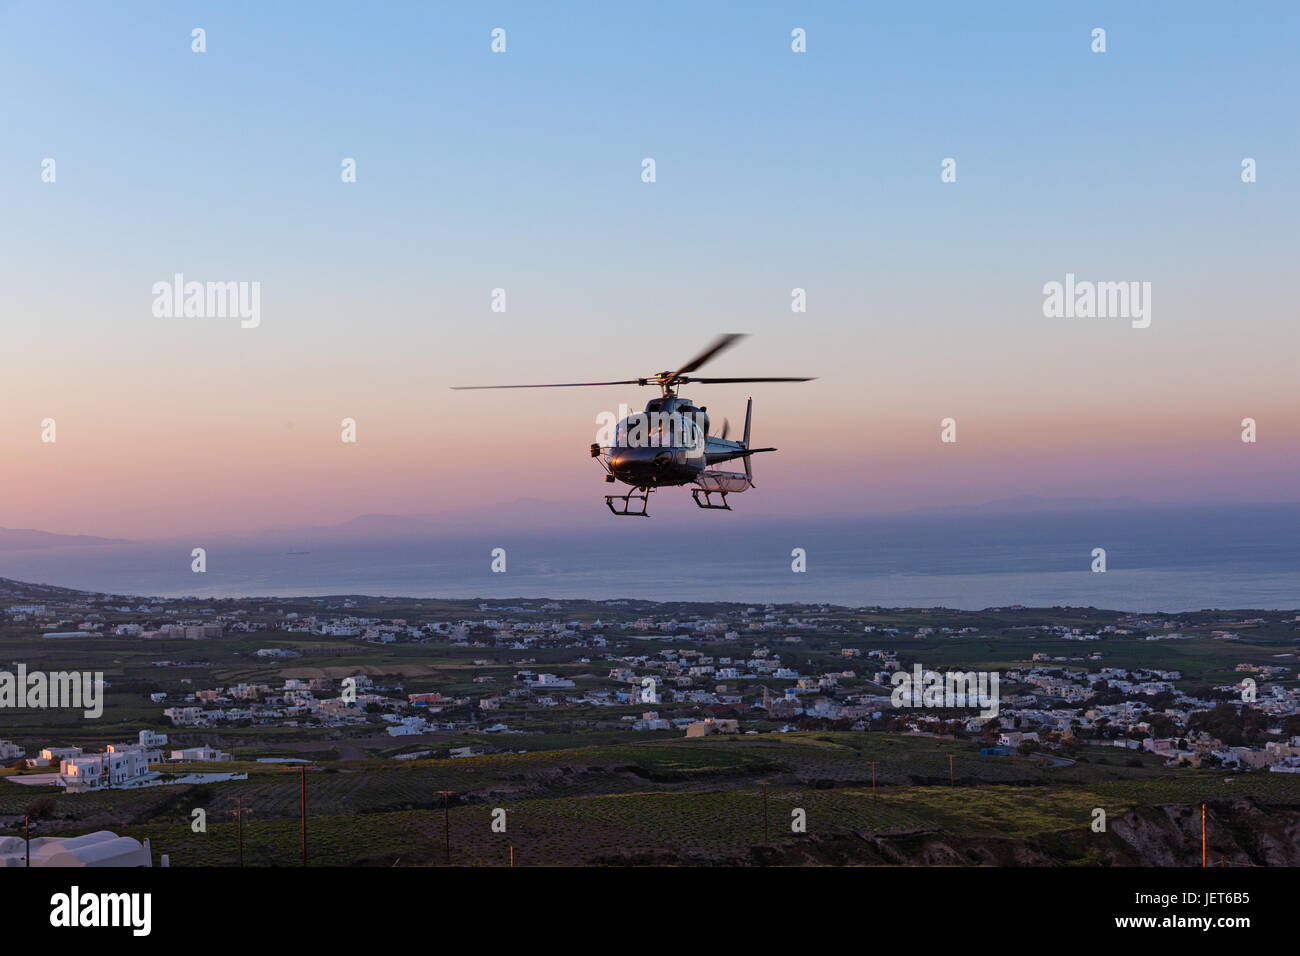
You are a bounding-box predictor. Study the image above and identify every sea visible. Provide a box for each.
[1,504,1297,613]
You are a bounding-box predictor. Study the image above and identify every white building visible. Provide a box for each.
[170,745,231,762]
[528,673,576,689]
[386,717,428,737]
[106,739,164,763]
[41,746,84,763]
[163,706,205,726]
[60,750,150,791]
[0,740,24,761]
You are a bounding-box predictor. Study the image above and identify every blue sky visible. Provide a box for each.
[6,0,1296,290]
[1,1,1297,536]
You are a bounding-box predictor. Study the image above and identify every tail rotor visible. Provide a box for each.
[742,397,754,487]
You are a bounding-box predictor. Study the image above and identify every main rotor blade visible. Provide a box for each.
[682,376,815,384]
[665,333,748,383]
[450,380,642,390]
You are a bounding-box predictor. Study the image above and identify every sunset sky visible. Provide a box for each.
[2,1,1297,539]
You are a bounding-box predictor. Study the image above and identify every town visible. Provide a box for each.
[3,582,1298,775]
[1,576,1297,866]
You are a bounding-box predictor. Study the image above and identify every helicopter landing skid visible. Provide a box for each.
[691,488,732,510]
[606,488,651,517]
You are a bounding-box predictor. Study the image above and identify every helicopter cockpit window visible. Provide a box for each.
[681,417,702,449]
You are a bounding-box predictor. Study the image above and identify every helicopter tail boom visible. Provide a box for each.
[702,398,770,480]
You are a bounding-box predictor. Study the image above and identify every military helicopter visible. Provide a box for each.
[452,334,813,516]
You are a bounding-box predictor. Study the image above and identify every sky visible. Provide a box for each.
[1,1,1297,539]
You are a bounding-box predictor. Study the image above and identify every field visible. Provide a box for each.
[7,732,1299,866]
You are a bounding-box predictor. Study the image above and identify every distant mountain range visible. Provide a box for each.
[249,498,600,541]
[906,495,1147,515]
[0,528,131,551]
[7,496,1296,546]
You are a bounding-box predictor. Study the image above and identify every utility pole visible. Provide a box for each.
[436,790,454,864]
[1201,803,1206,868]
[758,781,770,844]
[230,797,253,866]
[25,815,30,867]
[871,762,877,798]
[300,765,308,867]
[948,754,954,787]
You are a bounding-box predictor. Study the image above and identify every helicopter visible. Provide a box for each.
[452,334,814,516]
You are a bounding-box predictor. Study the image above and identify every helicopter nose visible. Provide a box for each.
[610,446,658,466]
[609,446,674,479]
[611,447,655,465]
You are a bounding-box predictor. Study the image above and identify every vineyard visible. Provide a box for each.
[7,732,1298,866]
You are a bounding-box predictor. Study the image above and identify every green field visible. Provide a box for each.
[7,732,1298,866]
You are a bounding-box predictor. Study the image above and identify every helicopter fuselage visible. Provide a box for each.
[599,396,754,488]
